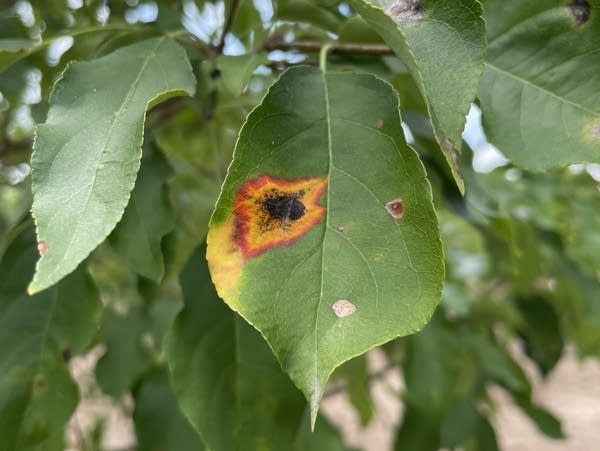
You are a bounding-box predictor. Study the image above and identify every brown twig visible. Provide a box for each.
[216,0,241,55]
[264,38,394,56]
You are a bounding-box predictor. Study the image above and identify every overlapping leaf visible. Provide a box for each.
[109,147,175,282]
[350,0,486,192]
[168,245,349,450]
[480,0,600,170]
[29,37,195,294]
[0,223,102,450]
[206,66,443,423]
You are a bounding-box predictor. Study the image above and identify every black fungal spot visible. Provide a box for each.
[257,189,306,232]
[569,0,591,26]
[210,68,221,79]
[263,193,305,221]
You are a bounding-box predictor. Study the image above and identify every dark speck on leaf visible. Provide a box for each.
[62,348,72,362]
[569,0,591,26]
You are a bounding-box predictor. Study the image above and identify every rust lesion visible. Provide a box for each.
[233,174,327,258]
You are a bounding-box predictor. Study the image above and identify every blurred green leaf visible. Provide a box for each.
[110,145,175,282]
[516,398,565,439]
[0,223,102,450]
[216,53,268,96]
[333,355,374,425]
[29,37,195,294]
[276,0,343,31]
[515,296,564,375]
[168,244,349,451]
[440,400,480,449]
[0,12,35,52]
[133,368,205,451]
[394,405,440,451]
[95,307,153,398]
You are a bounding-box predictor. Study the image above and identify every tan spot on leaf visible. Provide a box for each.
[385,0,423,22]
[336,225,345,232]
[385,198,405,220]
[37,240,49,255]
[332,299,357,318]
[376,118,384,129]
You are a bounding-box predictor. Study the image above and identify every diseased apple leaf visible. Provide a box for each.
[206,66,444,424]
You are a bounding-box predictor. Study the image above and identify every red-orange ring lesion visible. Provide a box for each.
[233,174,328,258]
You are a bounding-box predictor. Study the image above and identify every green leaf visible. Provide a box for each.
[216,53,269,96]
[276,0,343,31]
[333,355,374,425]
[516,398,565,439]
[29,37,196,294]
[394,405,440,451]
[0,12,35,52]
[133,369,205,451]
[95,307,153,398]
[515,296,563,375]
[480,0,600,170]
[206,66,444,424]
[350,0,487,193]
[168,244,349,451]
[0,223,102,450]
[109,146,175,282]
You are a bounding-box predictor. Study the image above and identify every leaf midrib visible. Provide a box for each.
[313,69,333,414]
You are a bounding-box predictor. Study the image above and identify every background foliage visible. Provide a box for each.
[1,0,599,450]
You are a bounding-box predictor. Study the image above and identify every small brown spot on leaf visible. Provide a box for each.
[376,118,384,129]
[336,225,345,232]
[569,0,591,26]
[332,299,356,318]
[37,240,48,255]
[450,147,460,167]
[385,198,405,220]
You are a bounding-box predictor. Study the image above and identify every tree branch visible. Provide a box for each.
[216,0,242,55]
[263,38,394,56]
